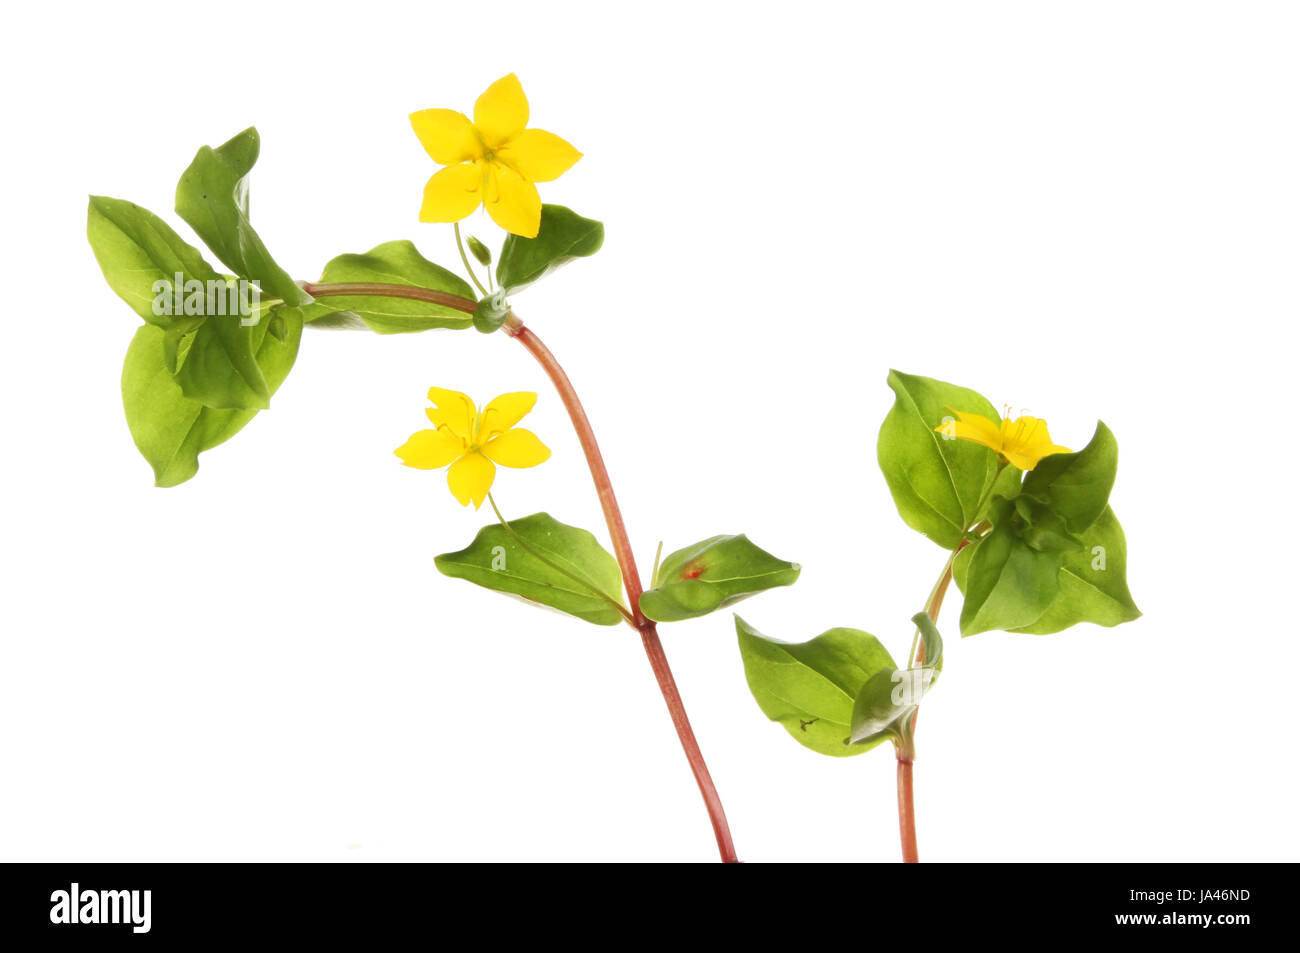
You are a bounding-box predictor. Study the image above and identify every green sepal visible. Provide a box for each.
[848,613,944,748]
[736,616,896,757]
[300,240,475,333]
[435,513,627,626]
[1021,421,1118,534]
[639,535,800,623]
[467,235,492,267]
[174,127,310,307]
[122,305,302,487]
[878,370,1003,549]
[495,205,603,293]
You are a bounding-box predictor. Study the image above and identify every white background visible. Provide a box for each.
[2,1,1297,862]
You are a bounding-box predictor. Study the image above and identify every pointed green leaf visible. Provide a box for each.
[168,284,273,410]
[954,503,1137,635]
[122,306,302,487]
[736,616,896,757]
[495,205,603,293]
[878,370,1003,549]
[1009,506,1141,634]
[639,535,800,623]
[300,240,475,333]
[87,196,220,327]
[1016,497,1085,557]
[848,614,944,747]
[1022,421,1118,534]
[162,315,207,373]
[959,521,1065,636]
[175,127,310,307]
[435,513,626,626]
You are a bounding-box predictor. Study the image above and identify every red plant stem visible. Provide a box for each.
[300,282,477,313]
[301,281,738,860]
[896,538,968,864]
[506,319,739,864]
[897,759,918,863]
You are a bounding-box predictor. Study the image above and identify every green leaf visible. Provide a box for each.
[735,617,896,757]
[495,205,603,293]
[959,520,1066,636]
[434,513,626,626]
[1021,421,1118,534]
[977,464,1023,524]
[639,535,800,623]
[87,196,220,327]
[848,613,944,747]
[168,284,273,410]
[122,305,302,487]
[953,541,973,592]
[878,370,1003,549]
[1009,506,1141,634]
[162,315,206,373]
[301,240,475,333]
[174,127,310,307]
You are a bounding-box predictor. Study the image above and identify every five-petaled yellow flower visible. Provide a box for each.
[937,409,1070,471]
[396,388,551,508]
[410,73,582,238]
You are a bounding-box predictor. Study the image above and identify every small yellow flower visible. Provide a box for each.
[410,73,582,238]
[396,388,551,508]
[937,408,1071,471]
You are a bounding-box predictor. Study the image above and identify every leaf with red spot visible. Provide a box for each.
[639,535,801,623]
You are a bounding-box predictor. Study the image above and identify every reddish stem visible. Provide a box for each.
[896,758,918,863]
[303,281,739,859]
[896,538,969,864]
[300,282,476,313]
[507,319,739,864]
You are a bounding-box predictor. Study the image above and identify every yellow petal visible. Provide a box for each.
[477,392,537,441]
[1003,447,1041,470]
[496,129,582,183]
[483,161,542,237]
[426,387,477,439]
[938,409,1004,454]
[482,429,551,469]
[410,108,483,165]
[419,162,484,223]
[394,429,466,469]
[1002,416,1070,469]
[447,451,495,508]
[474,73,529,150]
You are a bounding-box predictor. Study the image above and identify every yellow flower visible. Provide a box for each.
[410,74,582,238]
[937,408,1071,471]
[396,388,551,508]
